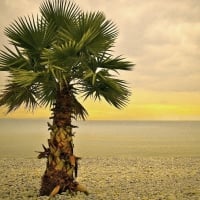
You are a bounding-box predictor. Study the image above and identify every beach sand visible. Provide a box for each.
[0,156,200,200]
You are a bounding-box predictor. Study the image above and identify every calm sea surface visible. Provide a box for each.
[0,119,200,158]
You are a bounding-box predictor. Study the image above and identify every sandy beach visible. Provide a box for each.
[0,156,200,200]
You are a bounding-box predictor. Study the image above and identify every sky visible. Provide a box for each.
[0,0,200,120]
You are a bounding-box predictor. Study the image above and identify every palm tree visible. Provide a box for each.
[0,0,133,197]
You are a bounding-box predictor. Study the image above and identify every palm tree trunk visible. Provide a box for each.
[39,85,88,197]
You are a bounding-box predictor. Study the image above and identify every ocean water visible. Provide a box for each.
[0,119,200,158]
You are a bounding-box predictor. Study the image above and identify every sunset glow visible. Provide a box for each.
[1,90,200,120]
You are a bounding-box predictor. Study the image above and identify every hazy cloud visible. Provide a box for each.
[0,0,200,92]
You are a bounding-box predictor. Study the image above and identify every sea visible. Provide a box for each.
[0,119,200,158]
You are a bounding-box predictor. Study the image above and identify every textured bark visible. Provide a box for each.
[39,86,88,196]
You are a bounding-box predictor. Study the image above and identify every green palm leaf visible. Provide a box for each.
[36,73,57,107]
[82,70,130,109]
[0,69,43,112]
[40,0,80,34]
[0,46,30,70]
[5,16,54,52]
[83,53,133,74]
[41,42,79,68]
[59,11,118,56]
[0,82,38,112]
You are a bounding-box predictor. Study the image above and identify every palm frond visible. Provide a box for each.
[96,54,134,71]
[4,15,56,58]
[0,82,38,112]
[60,11,118,55]
[0,69,42,112]
[9,69,41,87]
[36,73,57,107]
[82,71,131,109]
[41,42,79,67]
[0,69,58,112]
[82,53,133,75]
[40,0,80,30]
[0,46,30,71]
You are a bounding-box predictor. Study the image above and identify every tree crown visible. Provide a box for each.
[0,0,134,119]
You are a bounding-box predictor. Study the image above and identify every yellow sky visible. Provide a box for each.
[0,0,200,120]
[1,89,200,120]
